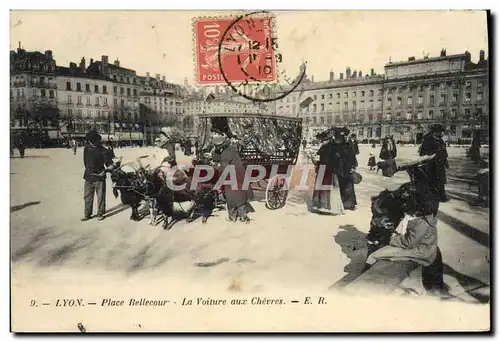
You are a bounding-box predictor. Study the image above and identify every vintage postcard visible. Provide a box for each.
[9,10,490,332]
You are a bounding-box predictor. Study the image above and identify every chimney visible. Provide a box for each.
[352,70,357,79]
[162,75,166,82]
[156,74,160,81]
[346,67,351,78]
[329,71,334,81]
[479,50,485,62]
[464,51,471,63]
[101,55,109,75]
[146,72,150,83]
[408,56,415,61]
[79,57,86,71]
[18,41,21,49]
[358,70,362,78]
[371,68,375,76]
[114,59,120,67]
[440,49,446,57]
[311,76,314,83]
[340,73,344,80]
[90,58,94,65]
[44,50,53,60]
[69,62,77,69]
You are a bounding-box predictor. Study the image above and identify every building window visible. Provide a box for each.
[77,96,82,104]
[127,88,131,96]
[428,110,434,119]
[429,94,434,104]
[86,84,91,92]
[336,93,340,99]
[440,83,446,90]
[104,98,108,105]
[312,116,316,124]
[465,109,471,118]
[86,97,91,105]
[429,84,436,91]
[121,99,125,107]
[396,112,402,119]
[406,112,412,120]
[67,95,72,103]
[113,86,117,95]
[114,98,118,106]
[377,99,382,108]
[369,100,374,108]
[418,96,423,105]
[397,97,402,105]
[477,92,484,101]
[369,90,374,97]
[41,89,46,97]
[465,81,471,89]
[465,93,471,102]
[68,108,72,116]
[103,86,107,94]
[440,94,447,103]
[77,83,81,91]
[95,97,100,105]
[418,85,424,92]
[360,100,365,109]
[417,111,423,120]
[386,97,392,105]
[320,117,325,124]
[133,89,137,96]
[361,90,365,97]
[451,109,457,118]
[408,96,413,105]
[352,101,357,110]
[66,82,71,90]
[313,95,317,100]
[94,85,99,93]
[329,93,333,99]
[344,102,348,110]
[321,94,325,100]
[313,104,317,112]
[452,93,458,102]
[352,91,356,97]
[439,110,445,118]
[49,90,54,99]
[452,82,458,89]
[387,88,393,95]
[477,107,484,116]
[120,87,124,95]
[478,81,484,88]
[320,103,324,111]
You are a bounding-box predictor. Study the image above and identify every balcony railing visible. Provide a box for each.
[32,82,57,89]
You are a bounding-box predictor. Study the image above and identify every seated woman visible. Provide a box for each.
[344,187,442,295]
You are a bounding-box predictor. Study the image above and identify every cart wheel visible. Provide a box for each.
[265,175,288,210]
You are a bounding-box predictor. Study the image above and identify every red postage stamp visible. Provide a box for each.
[193,14,277,85]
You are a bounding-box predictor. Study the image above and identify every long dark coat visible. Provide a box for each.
[214,142,254,208]
[331,142,358,208]
[379,138,397,160]
[419,134,449,185]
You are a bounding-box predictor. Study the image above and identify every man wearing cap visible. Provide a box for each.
[419,124,449,202]
[158,127,177,162]
[81,130,114,221]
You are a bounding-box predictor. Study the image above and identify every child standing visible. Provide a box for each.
[368,152,376,171]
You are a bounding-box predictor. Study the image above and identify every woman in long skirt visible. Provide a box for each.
[311,136,345,215]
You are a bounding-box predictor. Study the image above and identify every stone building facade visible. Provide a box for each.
[276,50,489,143]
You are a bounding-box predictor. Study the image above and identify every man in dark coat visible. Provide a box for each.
[349,133,360,168]
[81,130,114,221]
[211,128,254,223]
[16,134,26,159]
[419,124,449,202]
[333,127,358,210]
[379,134,397,177]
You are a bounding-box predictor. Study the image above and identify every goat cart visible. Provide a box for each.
[196,112,303,210]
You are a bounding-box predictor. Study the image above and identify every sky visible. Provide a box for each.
[10,10,489,86]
